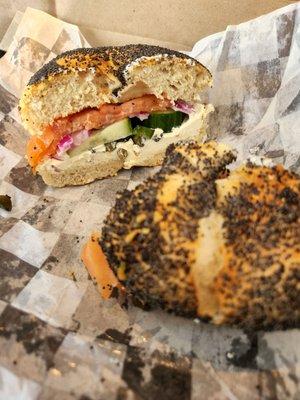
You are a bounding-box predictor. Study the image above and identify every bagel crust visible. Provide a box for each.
[27,45,207,88]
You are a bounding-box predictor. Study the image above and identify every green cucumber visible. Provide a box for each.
[142,110,184,132]
[132,125,155,146]
[133,125,155,139]
[68,118,132,157]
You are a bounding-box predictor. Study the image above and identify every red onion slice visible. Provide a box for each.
[172,100,194,114]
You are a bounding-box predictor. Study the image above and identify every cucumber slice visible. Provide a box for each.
[130,117,145,129]
[133,125,155,139]
[68,118,132,157]
[132,125,155,146]
[142,110,184,132]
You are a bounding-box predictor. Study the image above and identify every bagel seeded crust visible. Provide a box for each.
[28,44,208,92]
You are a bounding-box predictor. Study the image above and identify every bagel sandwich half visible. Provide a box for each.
[19,44,213,187]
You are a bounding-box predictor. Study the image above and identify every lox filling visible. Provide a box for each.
[27,94,194,169]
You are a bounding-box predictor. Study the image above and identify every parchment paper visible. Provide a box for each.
[0,4,299,400]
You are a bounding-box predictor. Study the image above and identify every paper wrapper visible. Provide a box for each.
[0,5,299,400]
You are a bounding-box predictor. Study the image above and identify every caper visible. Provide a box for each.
[105,142,117,152]
[117,148,128,160]
[153,131,163,142]
[133,135,145,147]
[153,135,162,142]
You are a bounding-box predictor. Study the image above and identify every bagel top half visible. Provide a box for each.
[19,44,212,136]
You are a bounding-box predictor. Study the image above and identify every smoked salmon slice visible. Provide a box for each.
[81,232,123,299]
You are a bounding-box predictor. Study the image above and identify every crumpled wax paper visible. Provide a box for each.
[191,4,300,171]
[0,4,299,400]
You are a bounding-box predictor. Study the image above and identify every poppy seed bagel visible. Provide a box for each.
[100,141,300,330]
